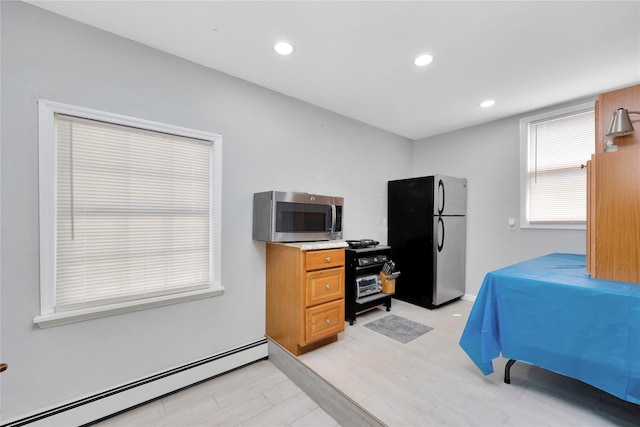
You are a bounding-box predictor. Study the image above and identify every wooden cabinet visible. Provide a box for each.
[266,243,345,355]
[587,84,640,283]
[595,84,640,153]
[588,150,640,283]
[586,158,594,275]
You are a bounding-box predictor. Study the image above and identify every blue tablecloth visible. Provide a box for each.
[459,253,640,404]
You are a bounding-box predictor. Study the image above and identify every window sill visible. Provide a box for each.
[33,286,224,328]
[520,222,586,231]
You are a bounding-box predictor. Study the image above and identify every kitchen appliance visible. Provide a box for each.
[355,274,382,298]
[252,191,343,242]
[345,239,379,249]
[345,243,393,325]
[388,175,467,308]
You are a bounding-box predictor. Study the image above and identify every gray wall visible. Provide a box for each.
[0,0,603,420]
[0,2,411,419]
[412,103,590,297]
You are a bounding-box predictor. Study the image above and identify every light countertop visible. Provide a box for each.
[273,240,349,250]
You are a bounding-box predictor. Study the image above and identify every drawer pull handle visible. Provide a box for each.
[325,284,331,289]
[325,318,331,324]
[325,257,332,262]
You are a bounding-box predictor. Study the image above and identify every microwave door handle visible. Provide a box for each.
[331,204,336,232]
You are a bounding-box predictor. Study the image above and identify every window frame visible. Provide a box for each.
[35,99,223,328]
[519,101,595,230]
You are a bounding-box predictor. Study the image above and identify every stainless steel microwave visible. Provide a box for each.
[252,191,343,242]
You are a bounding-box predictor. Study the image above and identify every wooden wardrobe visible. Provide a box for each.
[587,84,640,283]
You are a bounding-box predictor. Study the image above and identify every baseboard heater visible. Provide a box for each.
[1,338,268,427]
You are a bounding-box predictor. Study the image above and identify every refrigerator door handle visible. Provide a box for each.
[437,217,444,252]
[438,179,445,215]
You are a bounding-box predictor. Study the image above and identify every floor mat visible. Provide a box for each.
[363,314,433,343]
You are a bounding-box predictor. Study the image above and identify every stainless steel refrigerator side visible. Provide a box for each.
[432,175,467,305]
[434,175,467,216]
[432,215,466,305]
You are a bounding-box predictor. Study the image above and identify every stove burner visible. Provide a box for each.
[346,239,379,249]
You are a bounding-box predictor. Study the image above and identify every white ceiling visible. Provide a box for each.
[27,1,640,140]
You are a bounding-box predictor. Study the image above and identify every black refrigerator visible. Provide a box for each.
[388,175,467,308]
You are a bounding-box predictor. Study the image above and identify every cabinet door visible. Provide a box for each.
[305,299,345,344]
[593,150,640,282]
[306,267,344,307]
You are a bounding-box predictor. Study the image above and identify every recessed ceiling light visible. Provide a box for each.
[480,100,496,108]
[274,41,294,56]
[414,54,434,67]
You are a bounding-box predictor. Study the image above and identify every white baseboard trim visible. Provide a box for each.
[462,293,477,302]
[2,338,268,427]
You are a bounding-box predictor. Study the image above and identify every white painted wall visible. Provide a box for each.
[412,101,592,297]
[0,1,3,420]
[0,2,411,420]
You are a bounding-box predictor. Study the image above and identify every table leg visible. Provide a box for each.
[504,359,517,384]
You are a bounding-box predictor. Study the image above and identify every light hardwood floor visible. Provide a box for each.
[93,358,339,427]
[96,298,640,426]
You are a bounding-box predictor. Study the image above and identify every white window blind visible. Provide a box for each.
[55,114,212,311]
[526,109,594,223]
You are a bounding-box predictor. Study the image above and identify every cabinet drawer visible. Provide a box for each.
[305,299,345,344]
[306,267,344,307]
[305,249,345,271]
